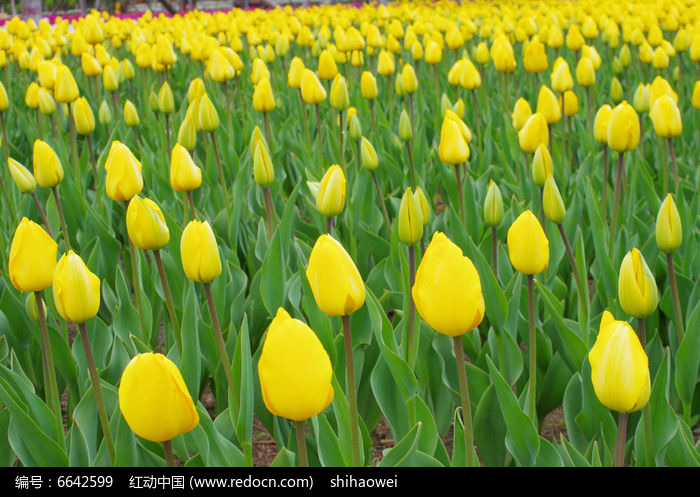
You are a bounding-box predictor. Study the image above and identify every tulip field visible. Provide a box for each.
[0,0,699,470]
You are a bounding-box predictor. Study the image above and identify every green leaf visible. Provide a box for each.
[535,437,564,467]
[474,384,507,467]
[232,314,254,466]
[311,412,346,467]
[260,225,287,314]
[179,285,201,399]
[270,447,297,467]
[463,235,507,334]
[377,422,422,467]
[675,304,700,405]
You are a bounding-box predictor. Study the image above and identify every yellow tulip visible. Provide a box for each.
[300,69,326,105]
[536,85,561,124]
[84,15,104,45]
[317,49,338,80]
[398,187,423,246]
[177,113,196,151]
[208,49,235,83]
[566,24,584,51]
[512,97,532,131]
[484,180,503,226]
[329,74,349,112]
[438,117,469,165]
[632,83,650,114]
[118,352,199,442]
[38,88,56,116]
[180,220,222,284]
[618,248,659,319]
[610,77,623,103]
[33,139,64,188]
[531,144,553,187]
[253,77,275,113]
[607,102,639,152]
[377,50,395,76]
[126,195,170,251]
[123,99,139,127]
[258,308,334,422]
[507,210,549,275]
[310,164,345,218]
[8,157,36,194]
[589,311,650,413]
[187,78,206,103]
[198,93,219,131]
[158,81,174,115]
[518,113,549,153]
[37,60,56,90]
[424,40,442,64]
[656,193,682,253]
[170,143,202,192]
[576,57,596,87]
[52,250,101,323]
[593,104,613,144]
[287,56,305,89]
[306,234,365,317]
[360,137,378,171]
[414,186,430,227]
[0,81,7,111]
[9,217,57,292]
[491,37,516,73]
[25,81,40,109]
[253,140,274,188]
[562,90,579,117]
[649,95,682,139]
[155,35,177,67]
[412,231,484,337]
[104,140,143,202]
[523,39,548,74]
[98,99,112,125]
[54,64,79,103]
[543,175,565,224]
[102,65,119,92]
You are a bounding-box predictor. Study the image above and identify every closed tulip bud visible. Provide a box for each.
[377,50,395,76]
[425,40,442,65]
[524,39,547,73]
[317,49,338,81]
[253,140,274,188]
[123,99,139,127]
[652,47,669,70]
[329,74,349,112]
[619,44,631,67]
[692,34,700,61]
[674,29,690,52]
[484,180,503,226]
[8,157,35,194]
[33,139,64,188]
[475,41,489,64]
[507,210,549,275]
[98,99,112,125]
[411,40,423,61]
[566,24,584,51]
[650,95,682,138]
[54,64,79,103]
[360,137,378,171]
[398,109,412,142]
[398,187,423,246]
[170,143,202,192]
[209,49,234,83]
[610,77,623,103]
[122,59,135,80]
[543,175,565,223]
[612,57,623,75]
[288,56,305,89]
[512,97,532,131]
[258,308,334,421]
[25,82,40,109]
[37,60,56,90]
[119,352,199,443]
[491,37,516,73]
[180,220,221,283]
[314,164,346,217]
[562,90,578,117]
[253,77,275,113]
[38,88,56,116]
[632,83,650,113]
[306,234,365,316]
[0,82,7,111]
[84,15,104,45]
[198,93,219,131]
[156,35,177,67]
[102,65,119,92]
[359,71,378,100]
[655,193,682,253]
[412,231,484,336]
[618,248,658,319]
[692,82,700,109]
[177,113,196,152]
[9,217,57,292]
[593,104,613,144]
[104,140,143,202]
[438,116,469,164]
[397,64,417,95]
[589,311,650,413]
[300,69,327,105]
[607,102,639,152]
[531,144,553,187]
[24,292,41,324]
[649,76,678,108]
[576,57,596,86]
[249,125,269,159]
[518,112,549,152]
[348,113,362,142]
[414,186,430,227]
[187,78,206,103]
[52,250,101,323]
[126,195,170,251]
[158,82,174,115]
[537,85,561,124]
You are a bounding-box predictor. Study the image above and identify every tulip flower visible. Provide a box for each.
[317,49,338,81]
[589,311,650,466]
[104,141,143,202]
[524,39,548,74]
[33,139,71,248]
[126,196,170,252]
[38,88,55,117]
[309,164,346,231]
[253,138,276,239]
[300,68,327,105]
[537,85,561,124]
[518,112,549,153]
[655,193,684,340]
[180,220,222,284]
[618,248,658,325]
[177,113,196,152]
[209,49,235,83]
[123,99,139,129]
[52,250,100,324]
[8,157,36,194]
[512,98,533,131]
[73,97,95,136]
[607,102,639,239]
[692,82,700,109]
[258,307,333,466]
[306,233,364,464]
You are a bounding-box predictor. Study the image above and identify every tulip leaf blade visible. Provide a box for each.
[473,384,507,467]
[179,284,201,400]
[270,447,297,468]
[377,421,421,467]
[674,303,700,406]
[232,314,254,467]
[535,437,564,467]
[311,412,346,467]
[463,234,507,335]
[68,422,90,467]
[260,223,287,315]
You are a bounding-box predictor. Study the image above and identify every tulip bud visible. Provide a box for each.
[38,88,56,116]
[612,57,623,75]
[652,47,669,70]
[589,311,650,413]
[177,113,197,152]
[300,69,326,105]
[377,50,395,76]
[512,97,533,131]
[103,64,119,92]
[618,248,658,319]
[507,210,549,275]
[209,49,235,83]
[158,81,174,114]
[156,34,177,67]
[119,352,199,442]
[632,83,650,113]
[401,63,418,94]
[52,250,101,323]
[54,64,79,103]
[126,195,170,252]
[253,77,275,113]
[610,77,623,103]
[543,175,565,224]
[188,77,206,103]
[170,143,202,192]
[9,217,58,292]
[655,193,682,253]
[607,102,639,152]
[313,164,346,217]
[198,93,219,132]
[348,113,362,142]
[180,220,222,283]
[123,99,139,127]
[576,57,596,86]
[330,74,350,111]
[249,125,269,159]
[412,231,485,336]
[306,234,365,316]
[593,104,613,144]
[483,180,503,226]
[24,292,41,324]
[0,81,8,112]
[360,137,378,171]
[317,49,338,81]
[518,112,549,153]
[258,308,334,421]
[414,186,430,227]
[649,95,682,138]
[693,81,700,110]
[439,117,469,165]
[398,187,423,246]
[399,109,412,142]
[25,82,40,109]
[8,157,36,194]
[531,144,553,187]
[98,99,112,125]
[253,140,274,188]
[287,56,305,89]
[562,90,578,117]
[33,139,64,188]
[537,85,561,124]
[523,39,548,74]
[104,140,143,202]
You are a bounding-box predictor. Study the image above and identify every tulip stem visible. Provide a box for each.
[661,138,669,195]
[203,282,240,418]
[371,171,391,236]
[558,223,587,329]
[78,322,116,466]
[454,164,465,224]
[610,152,624,249]
[210,134,231,219]
[125,210,148,342]
[337,110,344,169]
[185,191,196,221]
[86,135,98,190]
[406,141,417,189]
[51,187,71,251]
[602,145,608,219]
[263,112,272,150]
[31,192,53,238]
[407,245,417,370]
[295,421,308,468]
[162,440,175,467]
[35,109,43,141]
[637,318,653,467]
[35,291,61,435]
[666,252,684,342]
[299,92,311,153]
[491,226,498,276]
[668,139,678,193]
[527,275,537,427]
[315,105,322,172]
[67,106,78,179]
[453,336,475,467]
[586,86,592,133]
[50,115,58,142]
[342,315,361,467]
[263,187,275,240]
[154,250,181,355]
[369,100,375,137]
[0,112,17,224]
[615,412,628,467]
[164,114,171,158]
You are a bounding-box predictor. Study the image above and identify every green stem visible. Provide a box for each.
[52,187,71,251]
[610,152,624,249]
[602,145,608,220]
[78,322,116,466]
[68,105,78,178]
[407,245,417,369]
[87,134,98,190]
[527,274,537,427]
[185,191,196,221]
[371,171,391,235]
[0,112,16,225]
[491,226,498,276]
[32,192,53,238]
[615,411,628,467]
[154,250,181,355]
[126,203,148,340]
[35,291,61,428]
[338,109,344,169]
[455,164,465,224]
[210,133,232,218]
[453,335,475,467]
[668,138,678,194]
[558,223,588,340]
[264,112,272,150]
[666,252,684,343]
[162,440,175,467]
[263,187,275,240]
[295,420,308,467]
[637,318,653,467]
[342,315,361,467]
[36,109,43,141]
[406,141,417,189]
